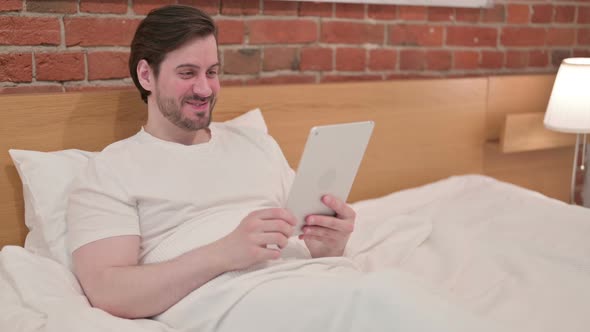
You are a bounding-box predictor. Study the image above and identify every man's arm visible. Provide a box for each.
[73,208,296,319]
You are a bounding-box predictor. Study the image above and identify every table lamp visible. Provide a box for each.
[544,58,590,205]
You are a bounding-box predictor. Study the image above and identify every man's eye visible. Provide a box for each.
[179,72,193,77]
[207,70,218,77]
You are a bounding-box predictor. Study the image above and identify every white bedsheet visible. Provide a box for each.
[350,175,590,332]
[1,175,589,331]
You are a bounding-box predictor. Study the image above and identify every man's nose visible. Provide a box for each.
[192,76,212,97]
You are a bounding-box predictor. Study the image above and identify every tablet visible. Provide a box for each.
[285,121,374,236]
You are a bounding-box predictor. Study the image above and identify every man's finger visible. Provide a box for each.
[305,215,354,233]
[256,233,289,249]
[261,219,294,237]
[248,208,297,226]
[321,195,356,219]
[300,228,341,243]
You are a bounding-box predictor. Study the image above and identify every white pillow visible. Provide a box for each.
[9,109,268,268]
[224,108,267,133]
[9,149,95,267]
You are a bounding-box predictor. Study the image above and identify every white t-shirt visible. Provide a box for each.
[67,123,297,264]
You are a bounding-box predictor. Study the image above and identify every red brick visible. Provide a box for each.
[335,48,365,72]
[263,47,298,71]
[546,28,576,46]
[480,51,503,69]
[36,52,84,81]
[65,18,141,47]
[133,0,175,15]
[528,50,549,68]
[0,53,32,82]
[454,51,479,70]
[579,6,590,24]
[507,4,529,24]
[27,0,76,13]
[0,85,63,94]
[447,26,497,47]
[551,49,571,67]
[368,4,397,20]
[300,47,332,71]
[322,21,383,44]
[573,49,590,57]
[554,6,575,23]
[249,20,317,44]
[400,50,426,70]
[221,0,259,16]
[506,51,527,69]
[428,7,454,22]
[299,2,332,17]
[223,49,260,74]
[320,74,381,83]
[335,3,365,19]
[426,50,451,71]
[88,52,129,80]
[389,25,443,47]
[481,4,505,23]
[64,84,133,92]
[399,6,427,21]
[80,0,128,14]
[217,20,245,45]
[177,0,220,15]
[579,29,590,45]
[246,75,315,85]
[0,0,22,12]
[369,49,397,71]
[0,17,60,46]
[501,27,546,47]
[263,0,298,16]
[532,5,553,23]
[455,8,480,22]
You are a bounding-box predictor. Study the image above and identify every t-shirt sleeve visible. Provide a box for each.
[67,155,140,254]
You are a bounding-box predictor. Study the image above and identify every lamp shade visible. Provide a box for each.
[544,58,590,133]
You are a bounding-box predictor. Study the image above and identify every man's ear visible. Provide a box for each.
[137,59,154,92]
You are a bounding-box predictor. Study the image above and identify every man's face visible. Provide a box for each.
[152,35,220,131]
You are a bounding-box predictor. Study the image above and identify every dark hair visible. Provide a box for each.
[129,5,218,103]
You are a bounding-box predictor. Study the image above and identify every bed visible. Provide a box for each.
[1,75,589,331]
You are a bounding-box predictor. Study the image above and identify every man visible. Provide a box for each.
[67,5,494,332]
[67,4,355,320]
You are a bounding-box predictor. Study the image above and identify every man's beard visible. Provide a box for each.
[155,92,216,131]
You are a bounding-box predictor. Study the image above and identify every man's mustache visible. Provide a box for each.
[182,95,213,103]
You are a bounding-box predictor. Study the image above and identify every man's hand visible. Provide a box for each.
[218,208,296,271]
[299,195,356,258]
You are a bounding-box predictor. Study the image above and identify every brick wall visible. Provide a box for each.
[0,0,589,94]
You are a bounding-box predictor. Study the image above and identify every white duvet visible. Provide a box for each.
[2,175,590,332]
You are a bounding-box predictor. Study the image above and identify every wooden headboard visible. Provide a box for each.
[0,74,571,248]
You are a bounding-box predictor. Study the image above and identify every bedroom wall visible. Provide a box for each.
[0,0,588,94]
